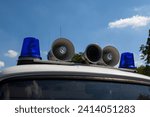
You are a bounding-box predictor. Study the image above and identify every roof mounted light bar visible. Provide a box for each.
[17,37,136,71]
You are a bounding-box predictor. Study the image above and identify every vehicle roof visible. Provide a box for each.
[0,64,149,81]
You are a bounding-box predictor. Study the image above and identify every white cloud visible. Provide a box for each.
[5,50,18,58]
[108,15,150,29]
[0,61,5,68]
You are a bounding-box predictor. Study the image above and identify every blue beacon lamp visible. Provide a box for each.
[19,37,42,60]
[119,52,136,69]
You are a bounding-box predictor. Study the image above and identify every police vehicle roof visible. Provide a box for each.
[0,64,149,81]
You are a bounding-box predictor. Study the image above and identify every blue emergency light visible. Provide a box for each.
[119,52,136,69]
[19,37,42,59]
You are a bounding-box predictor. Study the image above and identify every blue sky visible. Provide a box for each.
[0,0,150,69]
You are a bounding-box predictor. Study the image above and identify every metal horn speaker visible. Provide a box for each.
[48,38,75,61]
[84,44,102,64]
[102,46,120,66]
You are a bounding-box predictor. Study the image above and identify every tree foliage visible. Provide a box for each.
[137,30,150,76]
[140,30,150,65]
[71,52,86,64]
[137,65,150,76]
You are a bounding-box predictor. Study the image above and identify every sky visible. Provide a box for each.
[0,0,150,69]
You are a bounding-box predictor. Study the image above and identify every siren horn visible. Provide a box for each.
[47,38,75,61]
[84,44,102,64]
[102,46,120,66]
